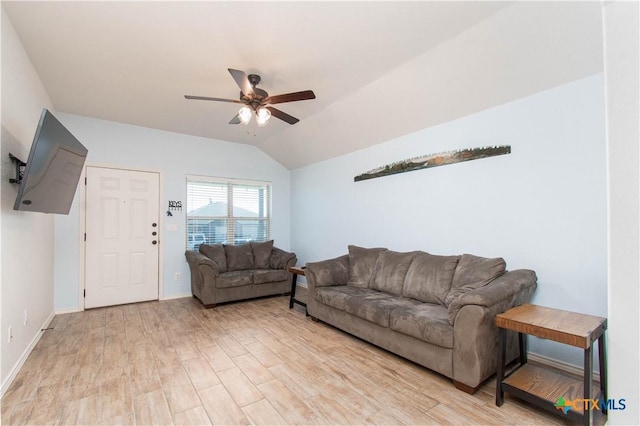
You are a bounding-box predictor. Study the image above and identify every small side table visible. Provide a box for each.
[288,266,307,315]
[495,304,607,426]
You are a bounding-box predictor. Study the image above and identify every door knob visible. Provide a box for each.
[152,231,157,236]
[152,240,157,245]
[152,223,157,227]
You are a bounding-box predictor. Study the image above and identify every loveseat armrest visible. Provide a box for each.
[185,250,220,276]
[185,250,222,306]
[270,247,297,270]
[306,254,350,289]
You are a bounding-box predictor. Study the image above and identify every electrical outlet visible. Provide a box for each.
[24,310,28,326]
[8,326,13,343]
[174,272,181,281]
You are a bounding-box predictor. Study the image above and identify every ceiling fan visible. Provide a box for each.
[185,68,316,126]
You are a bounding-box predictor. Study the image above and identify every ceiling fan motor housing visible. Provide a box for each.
[240,74,268,108]
[247,74,261,87]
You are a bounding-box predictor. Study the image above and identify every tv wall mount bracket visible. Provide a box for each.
[9,153,26,184]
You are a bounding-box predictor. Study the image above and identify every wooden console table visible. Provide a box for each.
[288,266,307,315]
[495,304,607,426]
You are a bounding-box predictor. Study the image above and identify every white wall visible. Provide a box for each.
[291,74,607,368]
[1,9,56,389]
[53,114,291,311]
[603,1,640,424]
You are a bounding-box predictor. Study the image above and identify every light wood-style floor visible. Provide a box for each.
[2,293,581,425]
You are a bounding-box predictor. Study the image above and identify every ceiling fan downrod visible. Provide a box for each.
[247,74,261,88]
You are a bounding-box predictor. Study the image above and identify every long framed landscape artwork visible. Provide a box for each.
[354,145,511,182]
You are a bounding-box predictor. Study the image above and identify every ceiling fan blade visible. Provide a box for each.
[266,107,299,125]
[265,90,316,105]
[228,68,255,97]
[184,95,242,103]
[229,114,241,125]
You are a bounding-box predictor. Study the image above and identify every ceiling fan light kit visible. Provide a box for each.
[256,107,271,127]
[238,106,253,125]
[185,68,316,127]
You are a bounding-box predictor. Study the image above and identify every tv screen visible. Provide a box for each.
[14,109,88,214]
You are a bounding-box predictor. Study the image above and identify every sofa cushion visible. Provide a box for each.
[444,254,506,307]
[402,252,460,305]
[215,271,253,288]
[370,250,416,295]
[314,286,373,311]
[199,244,228,273]
[254,269,287,285]
[390,304,453,348]
[225,243,255,271]
[251,240,274,269]
[347,245,387,288]
[345,293,422,327]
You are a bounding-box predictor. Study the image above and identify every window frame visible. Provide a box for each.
[186,175,272,250]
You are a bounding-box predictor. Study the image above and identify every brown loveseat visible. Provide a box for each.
[185,241,296,308]
[305,245,536,393]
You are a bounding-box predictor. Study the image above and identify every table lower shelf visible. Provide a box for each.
[503,364,601,418]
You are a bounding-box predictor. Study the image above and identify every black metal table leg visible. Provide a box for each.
[288,272,298,309]
[598,332,607,414]
[496,328,506,406]
[519,332,527,364]
[583,346,593,426]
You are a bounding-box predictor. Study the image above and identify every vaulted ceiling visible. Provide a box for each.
[3,1,603,169]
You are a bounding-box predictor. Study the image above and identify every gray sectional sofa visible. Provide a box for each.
[185,240,296,308]
[305,245,537,393]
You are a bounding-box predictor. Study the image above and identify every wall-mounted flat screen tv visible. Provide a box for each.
[13,109,88,214]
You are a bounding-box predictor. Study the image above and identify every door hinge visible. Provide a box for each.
[84,177,87,185]
[83,289,86,298]
[84,233,86,241]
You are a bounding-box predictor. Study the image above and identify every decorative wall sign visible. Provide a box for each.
[168,200,182,211]
[167,200,182,216]
[354,145,511,182]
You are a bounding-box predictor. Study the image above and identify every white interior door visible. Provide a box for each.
[85,166,160,309]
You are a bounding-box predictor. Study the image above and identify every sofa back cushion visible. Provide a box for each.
[444,254,506,307]
[225,243,255,271]
[251,240,274,269]
[402,252,460,305]
[347,245,387,288]
[199,244,228,273]
[370,250,416,295]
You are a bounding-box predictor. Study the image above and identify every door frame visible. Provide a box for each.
[78,162,164,310]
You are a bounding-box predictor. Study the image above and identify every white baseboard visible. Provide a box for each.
[528,352,601,383]
[160,293,192,301]
[0,311,55,397]
[54,307,83,315]
[54,294,192,313]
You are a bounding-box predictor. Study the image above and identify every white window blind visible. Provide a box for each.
[186,176,271,250]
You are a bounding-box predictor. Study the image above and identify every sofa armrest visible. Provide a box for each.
[448,269,537,324]
[306,254,350,289]
[305,254,349,317]
[451,269,537,389]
